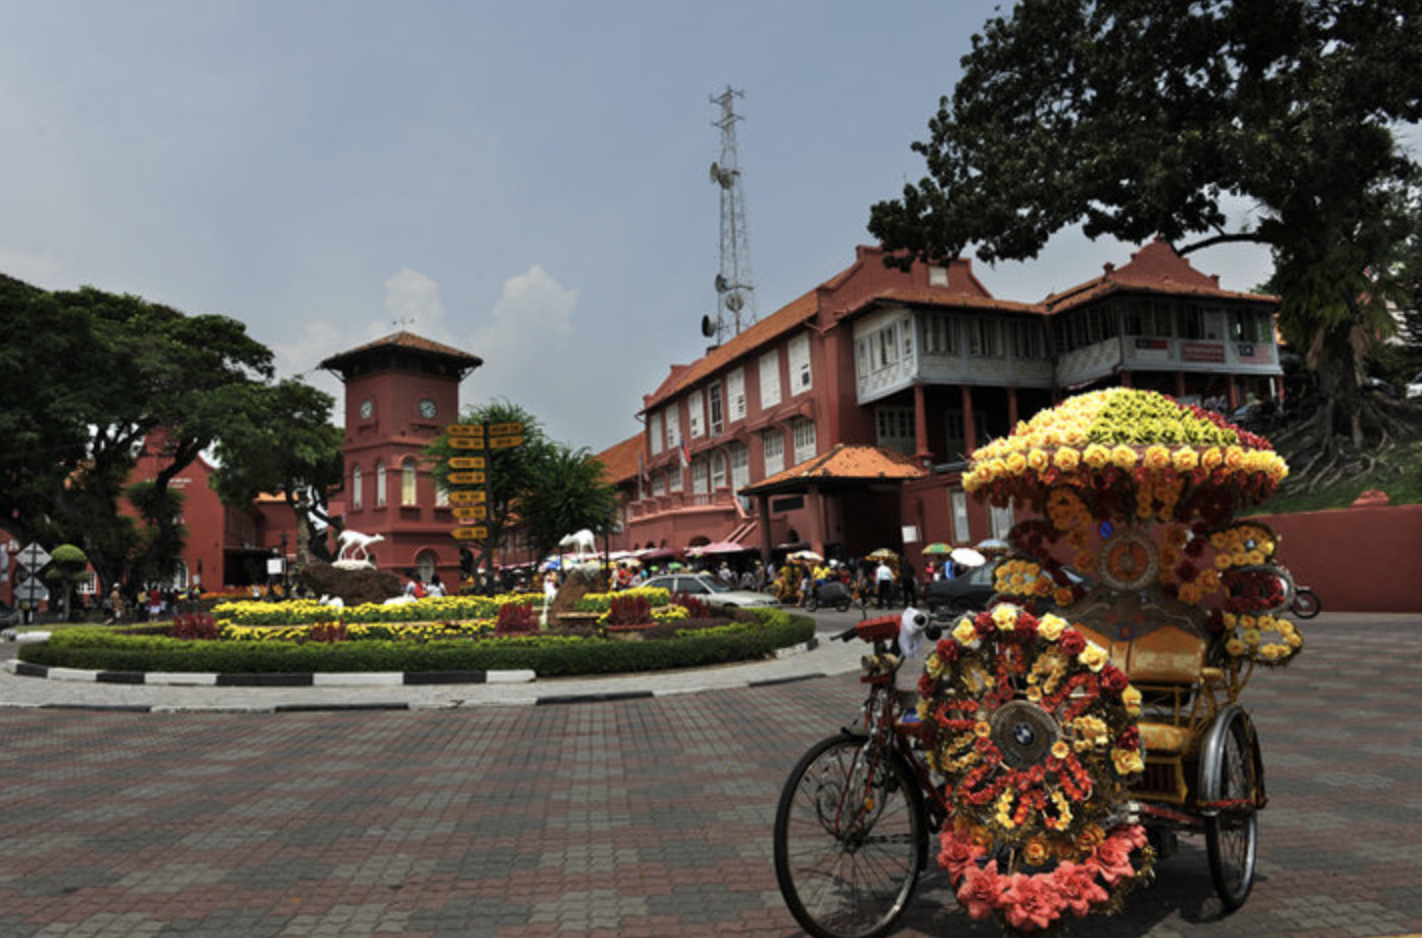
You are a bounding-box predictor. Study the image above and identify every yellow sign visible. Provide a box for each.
[451,526,488,541]
[448,489,488,505]
[448,471,486,485]
[452,505,488,521]
[488,421,524,436]
[448,456,486,470]
[489,435,524,450]
[447,423,484,436]
[449,437,485,450]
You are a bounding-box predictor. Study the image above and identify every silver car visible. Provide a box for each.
[640,574,779,608]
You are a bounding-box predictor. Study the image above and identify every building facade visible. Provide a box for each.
[603,240,1283,569]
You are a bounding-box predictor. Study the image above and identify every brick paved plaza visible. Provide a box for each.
[1,613,1419,937]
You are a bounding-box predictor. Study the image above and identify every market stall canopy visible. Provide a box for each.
[687,541,752,556]
[739,444,925,496]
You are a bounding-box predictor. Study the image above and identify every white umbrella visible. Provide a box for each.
[976,538,1011,553]
[788,549,823,562]
[951,547,987,567]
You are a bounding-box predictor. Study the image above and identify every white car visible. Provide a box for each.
[1406,371,1422,400]
[640,574,780,608]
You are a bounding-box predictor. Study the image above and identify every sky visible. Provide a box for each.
[0,1,1277,454]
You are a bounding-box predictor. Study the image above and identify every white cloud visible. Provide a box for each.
[383,267,450,339]
[0,249,66,289]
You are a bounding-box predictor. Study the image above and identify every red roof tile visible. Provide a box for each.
[1045,238,1275,312]
[319,330,483,373]
[595,433,646,484]
[741,444,925,494]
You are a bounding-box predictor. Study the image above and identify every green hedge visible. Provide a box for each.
[18,610,815,677]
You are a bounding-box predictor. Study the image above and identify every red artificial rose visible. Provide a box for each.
[1059,631,1086,655]
[1053,861,1109,917]
[1001,872,1064,932]
[1093,828,1141,885]
[918,673,937,699]
[938,829,986,882]
[1117,725,1140,751]
[1100,664,1128,695]
[936,639,959,661]
[956,864,1006,921]
[1015,612,1040,639]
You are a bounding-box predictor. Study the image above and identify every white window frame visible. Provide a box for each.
[648,411,664,455]
[663,405,680,451]
[667,461,683,493]
[710,449,728,490]
[789,333,812,394]
[762,429,785,477]
[375,461,387,507]
[727,368,746,422]
[689,389,705,438]
[729,441,749,494]
[401,458,418,506]
[351,465,363,510]
[792,418,816,465]
[708,382,723,437]
[759,350,782,409]
[652,470,667,496]
[691,456,709,495]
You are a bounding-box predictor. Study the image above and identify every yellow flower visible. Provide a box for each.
[1024,838,1051,866]
[1078,643,1109,672]
[1111,444,1138,469]
[974,721,992,738]
[991,604,1019,631]
[1075,823,1106,854]
[1143,444,1171,470]
[1112,747,1145,776]
[1226,638,1246,656]
[1051,740,1071,760]
[1054,587,1076,607]
[1053,446,1081,471]
[952,618,979,647]
[1242,628,1262,648]
[1121,685,1142,716]
[1027,448,1049,473]
[1082,443,1111,468]
[1201,447,1224,470]
[1171,447,1199,472]
[1006,452,1028,475]
[1037,614,1068,641]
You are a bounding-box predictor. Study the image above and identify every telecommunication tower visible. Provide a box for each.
[704,85,756,344]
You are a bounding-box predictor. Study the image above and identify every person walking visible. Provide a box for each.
[900,560,917,607]
[875,559,894,609]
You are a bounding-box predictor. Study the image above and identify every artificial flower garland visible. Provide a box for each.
[918,604,1154,933]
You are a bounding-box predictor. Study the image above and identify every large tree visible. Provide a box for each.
[0,275,336,591]
[425,400,617,583]
[868,0,1422,483]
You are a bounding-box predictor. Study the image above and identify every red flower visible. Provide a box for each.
[1100,664,1128,695]
[1117,725,1141,751]
[1001,872,1064,931]
[956,864,1006,921]
[918,673,937,699]
[938,829,986,882]
[936,638,959,661]
[1053,861,1109,917]
[1058,630,1086,655]
[1093,827,1143,885]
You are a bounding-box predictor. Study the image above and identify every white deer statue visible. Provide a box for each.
[560,528,597,557]
[336,529,384,564]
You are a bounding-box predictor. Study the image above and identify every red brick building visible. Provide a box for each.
[596,240,1283,570]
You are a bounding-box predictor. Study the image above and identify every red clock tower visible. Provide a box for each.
[320,331,482,584]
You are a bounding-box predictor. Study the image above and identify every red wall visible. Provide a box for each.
[1251,504,1422,614]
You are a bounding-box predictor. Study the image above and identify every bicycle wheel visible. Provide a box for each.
[774,734,926,938]
[1200,706,1260,911]
[1291,588,1320,619]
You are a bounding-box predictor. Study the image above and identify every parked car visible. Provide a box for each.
[923,564,997,614]
[1406,371,1422,400]
[640,574,780,608]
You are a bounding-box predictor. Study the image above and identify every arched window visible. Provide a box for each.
[375,461,387,507]
[401,458,418,506]
[351,465,363,510]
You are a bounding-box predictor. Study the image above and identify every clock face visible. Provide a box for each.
[418,398,438,419]
[359,398,373,419]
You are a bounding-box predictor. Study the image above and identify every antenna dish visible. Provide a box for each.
[701,315,717,338]
[709,162,721,184]
[724,292,744,313]
[715,273,728,293]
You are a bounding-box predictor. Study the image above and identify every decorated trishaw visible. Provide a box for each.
[774,388,1304,937]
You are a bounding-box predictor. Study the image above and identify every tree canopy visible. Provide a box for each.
[0,275,339,591]
[425,400,618,582]
[868,0,1422,474]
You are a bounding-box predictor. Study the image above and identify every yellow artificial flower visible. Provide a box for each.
[1121,685,1142,716]
[1082,443,1111,469]
[1111,445,1138,469]
[1078,643,1109,672]
[1111,747,1145,775]
[1053,446,1081,471]
[1171,447,1199,472]
[1037,614,1068,641]
[952,618,979,647]
[991,604,1019,631]
[1024,838,1051,866]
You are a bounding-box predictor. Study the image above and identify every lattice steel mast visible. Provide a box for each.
[707,85,756,343]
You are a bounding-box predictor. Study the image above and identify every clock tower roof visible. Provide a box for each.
[320,330,483,381]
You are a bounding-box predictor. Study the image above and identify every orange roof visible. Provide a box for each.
[644,289,820,409]
[741,444,925,495]
[319,330,483,373]
[1045,238,1275,313]
[595,433,646,485]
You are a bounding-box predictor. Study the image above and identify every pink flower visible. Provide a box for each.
[937,830,986,882]
[1001,872,1064,931]
[1051,861,1108,917]
[1093,829,1142,885]
[956,864,1006,921]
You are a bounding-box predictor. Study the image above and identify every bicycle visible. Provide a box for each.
[773,614,947,938]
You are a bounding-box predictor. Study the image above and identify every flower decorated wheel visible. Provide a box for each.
[916,604,1154,933]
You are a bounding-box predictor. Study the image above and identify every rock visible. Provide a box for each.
[297,561,403,607]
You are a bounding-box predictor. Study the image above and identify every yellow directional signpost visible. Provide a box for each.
[444,422,524,546]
